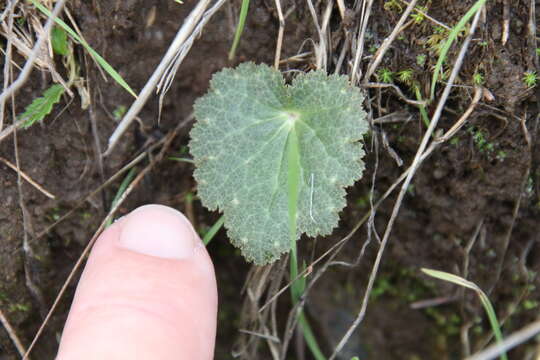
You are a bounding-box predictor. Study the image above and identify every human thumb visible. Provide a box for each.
[57,204,217,360]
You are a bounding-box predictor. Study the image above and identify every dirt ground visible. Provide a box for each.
[1,0,539,359]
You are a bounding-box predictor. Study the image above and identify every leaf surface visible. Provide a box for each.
[20,84,65,129]
[190,63,368,264]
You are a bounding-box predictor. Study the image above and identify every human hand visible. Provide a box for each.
[56,204,217,359]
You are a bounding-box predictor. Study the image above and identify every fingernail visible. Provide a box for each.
[118,204,198,259]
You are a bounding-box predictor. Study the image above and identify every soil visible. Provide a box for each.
[1,0,539,359]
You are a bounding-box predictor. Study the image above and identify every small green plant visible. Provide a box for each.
[411,6,427,24]
[473,72,485,85]
[470,128,494,153]
[397,69,414,86]
[377,68,394,83]
[496,150,507,161]
[523,71,538,87]
[113,105,127,121]
[9,303,30,313]
[416,54,427,67]
[425,26,448,55]
[191,62,367,360]
[189,62,368,264]
[383,0,402,12]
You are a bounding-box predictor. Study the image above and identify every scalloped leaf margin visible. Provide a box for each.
[189,62,368,264]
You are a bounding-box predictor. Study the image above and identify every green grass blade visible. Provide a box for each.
[413,85,430,127]
[422,268,507,360]
[228,0,250,60]
[106,168,137,227]
[287,128,326,360]
[169,157,195,164]
[298,312,326,360]
[430,0,487,99]
[29,0,137,98]
[203,215,224,245]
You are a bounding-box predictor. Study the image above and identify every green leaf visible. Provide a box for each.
[189,63,368,264]
[19,84,65,128]
[51,26,68,56]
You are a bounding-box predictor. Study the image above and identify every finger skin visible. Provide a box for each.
[57,205,217,360]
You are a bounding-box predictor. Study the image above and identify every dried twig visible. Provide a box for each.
[273,0,285,69]
[0,308,27,358]
[105,0,224,155]
[0,0,16,132]
[363,0,418,82]
[329,8,485,359]
[364,82,427,106]
[502,0,510,45]
[350,0,374,84]
[466,320,540,360]
[0,0,67,104]
[0,156,56,199]
[397,0,451,30]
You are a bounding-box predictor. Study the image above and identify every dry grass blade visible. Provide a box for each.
[305,0,328,70]
[156,0,227,119]
[0,0,67,105]
[0,308,28,358]
[363,0,418,82]
[0,156,56,199]
[350,0,374,84]
[105,0,225,156]
[0,0,17,132]
[466,320,540,360]
[328,7,485,359]
[273,0,285,69]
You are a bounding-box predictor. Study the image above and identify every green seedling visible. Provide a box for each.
[113,105,127,121]
[377,68,394,83]
[416,54,427,67]
[411,6,427,25]
[523,71,538,88]
[473,72,485,85]
[190,62,368,360]
[425,26,448,55]
[189,62,368,264]
[384,0,402,12]
[397,69,414,86]
[422,268,507,360]
[9,303,30,313]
